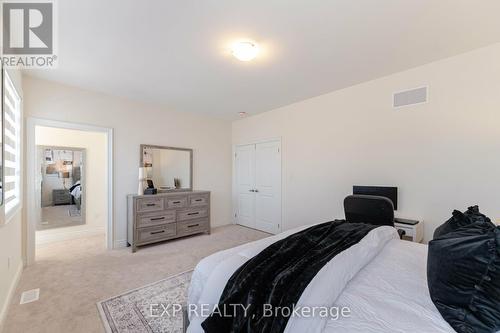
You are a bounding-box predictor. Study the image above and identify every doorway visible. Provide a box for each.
[234,139,282,234]
[26,118,113,266]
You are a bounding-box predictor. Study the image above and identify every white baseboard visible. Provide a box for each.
[0,261,23,331]
[36,226,106,245]
[113,239,128,249]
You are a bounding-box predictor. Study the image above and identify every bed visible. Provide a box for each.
[70,166,82,210]
[186,223,455,333]
[70,180,82,210]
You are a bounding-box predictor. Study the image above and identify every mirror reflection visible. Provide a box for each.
[142,146,192,191]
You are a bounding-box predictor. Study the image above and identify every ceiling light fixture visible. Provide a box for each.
[231,41,259,61]
[239,112,247,117]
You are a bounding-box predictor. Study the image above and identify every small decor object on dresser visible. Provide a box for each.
[127,191,210,252]
[143,179,157,195]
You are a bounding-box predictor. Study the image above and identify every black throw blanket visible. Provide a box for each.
[201,220,380,333]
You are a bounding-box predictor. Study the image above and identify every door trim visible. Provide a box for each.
[232,137,282,233]
[26,117,114,266]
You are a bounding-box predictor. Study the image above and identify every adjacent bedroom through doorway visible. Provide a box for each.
[34,126,108,249]
[37,146,85,230]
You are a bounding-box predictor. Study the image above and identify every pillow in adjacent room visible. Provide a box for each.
[433,205,492,239]
[428,221,500,333]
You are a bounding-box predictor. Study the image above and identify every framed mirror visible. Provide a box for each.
[140,145,193,192]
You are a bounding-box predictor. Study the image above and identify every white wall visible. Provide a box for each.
[233,43,500,242]
[0,69,23,328]
[35,126,107,240]
[23,76,233,246]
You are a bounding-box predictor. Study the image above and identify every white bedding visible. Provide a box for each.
[325,239,454,333]
[70,180,82,199]
[187,224,454,333]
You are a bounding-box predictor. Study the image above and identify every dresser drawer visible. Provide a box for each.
[178,208,208,221]
[137,197,164,212]
[137,224,176,243]
[177,218,209,237]
[54,191,70,199]
[167,197,187,209]
[137,211,176,228]
[188,194,209,207]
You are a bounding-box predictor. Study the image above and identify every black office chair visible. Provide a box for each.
[344,194,405,238]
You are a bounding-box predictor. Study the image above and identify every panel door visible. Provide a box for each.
[235,144,256,228]
[254,141,281,234]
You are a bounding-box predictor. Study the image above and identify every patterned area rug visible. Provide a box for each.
[97,270,192,333]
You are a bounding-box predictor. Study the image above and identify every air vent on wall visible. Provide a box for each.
[393,86,428,108]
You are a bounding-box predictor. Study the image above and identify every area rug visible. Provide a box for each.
[97,270,192,333]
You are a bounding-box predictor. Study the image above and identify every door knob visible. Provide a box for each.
[249,189,255,192]
[254,189,259,193]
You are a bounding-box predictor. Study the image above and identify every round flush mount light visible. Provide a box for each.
[238,112,247,117]
[231,41,259,61]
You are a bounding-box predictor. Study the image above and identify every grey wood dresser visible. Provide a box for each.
[53,189,72,205]
[127,191,210,252]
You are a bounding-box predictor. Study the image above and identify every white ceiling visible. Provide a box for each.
[26,0,500,119]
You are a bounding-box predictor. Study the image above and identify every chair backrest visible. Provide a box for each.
[344,194,395,226]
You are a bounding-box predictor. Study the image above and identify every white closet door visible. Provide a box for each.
[235,144,256,228]
[254,141,281,234]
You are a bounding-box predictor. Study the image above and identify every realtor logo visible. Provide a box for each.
[1,1,57,68]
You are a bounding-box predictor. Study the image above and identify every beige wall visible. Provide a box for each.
[35,126,107,238]
[0,69,23,327]
[23,76,233,246]
[233,43,500,242]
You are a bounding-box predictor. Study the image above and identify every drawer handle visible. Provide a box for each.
[187,224,200,228]
[195,199,203,202]
[172,201,181,204]
[187,212,200,216]
[150,230,165,235]
[150,217,165,221]
[146,203,156,207]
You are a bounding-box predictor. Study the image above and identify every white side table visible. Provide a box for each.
[395,219,424,243]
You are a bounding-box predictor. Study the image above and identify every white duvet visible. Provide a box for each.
[70,180,82,199]
[187,224,455,333]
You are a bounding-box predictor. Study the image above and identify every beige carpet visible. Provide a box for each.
[2,225,268,333]
[37,205,84,230]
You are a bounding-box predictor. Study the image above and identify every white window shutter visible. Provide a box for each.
[3,71,21,214]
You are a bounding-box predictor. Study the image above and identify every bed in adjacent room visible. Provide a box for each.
[69,180,82,211]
